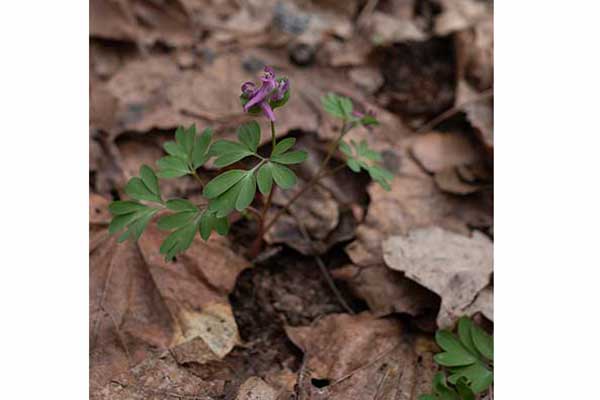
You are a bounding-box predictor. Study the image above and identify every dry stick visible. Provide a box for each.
[288,208,355,315]
[416,88,494,134]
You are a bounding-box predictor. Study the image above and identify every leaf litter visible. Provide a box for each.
[90,0,494,398]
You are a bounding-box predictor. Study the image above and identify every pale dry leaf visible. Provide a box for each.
[382,227,493,328]
[411,131,480,173]
[346,171,492,267]
[236,376,279,400]
[434,0,491,36]
[363,11,427,45]
[464,284,493,322]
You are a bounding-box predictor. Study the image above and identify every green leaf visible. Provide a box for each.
[174,126,186,149]
[457,317,478,356]
[157,156,190,178]
[271,150,308,164]
[199,211,216,240]
[160,223,197,261]
[126,209,157,241]
[163,141,187,159]
[237,121,261,153]
[157,211,197,230]
[166,199,197,212]
[109,200,147,215]
[434,331,477,367]
[214,215,229,235]
[109,212,140,235]
[210,140,254,167]
[432,373,460,400]
[363,149,383,161]
[321,92,353,119]
[271,163,297,189]
[125,177,161,202]
[367,165,393,191]
[471,324,493,361]
[272,137,296,156]
[235,172,257,211]
[339,141,353,157]
[192,128,213,168]
[361,115,379,126]
[346,158,361,172]
[203,169,246,199]
[182,124,196,155]
[449,363,493,394]
[418,396,436,400]
[208,181,243,217]
[455,378,476,400]
[139,165,160,196]
[257,162,273,195]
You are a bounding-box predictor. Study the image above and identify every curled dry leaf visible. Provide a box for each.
[434,167,483,195]
[90,194,248,390]
[285,313,438,400]
[382,227,493,328]
[411,131,480,173]
[362,11,427,45]
[434,0,492,36]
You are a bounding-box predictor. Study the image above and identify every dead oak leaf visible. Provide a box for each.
[285,313,438,400]
[90,198,248,389]
[382,227,493,328]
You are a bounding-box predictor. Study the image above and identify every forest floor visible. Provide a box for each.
[90,0,493,398]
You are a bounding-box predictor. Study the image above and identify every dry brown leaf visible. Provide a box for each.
[434,0,492,36]
[331,264,439,317]
[411,131,480,173]
[434,167,483,195]
[382,227,493,328]
[94,351,230,400]
[362,11,427,45]
[90,195,249,390]
[90,0,195,47]
[345,171,492,267]
[236,376,279,400]
[348,66,384,94]
[285,313,438,400]
[464,285,493,322]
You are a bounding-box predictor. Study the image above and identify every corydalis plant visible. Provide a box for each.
[420,317,494,400]
[108,66,393,260]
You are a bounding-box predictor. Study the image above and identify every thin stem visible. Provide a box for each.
[270,120,277,148]
[262,123,350,235]
[191,169,205,187]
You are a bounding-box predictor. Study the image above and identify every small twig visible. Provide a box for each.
[191,170,205,187]
[416,88,493,134]
[288,209,354,315]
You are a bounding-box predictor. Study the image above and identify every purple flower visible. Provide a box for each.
[241,66,289,121]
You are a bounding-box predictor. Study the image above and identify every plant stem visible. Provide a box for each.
[270,120,277,148]
[191,170,205,187]
[261,123,350,236]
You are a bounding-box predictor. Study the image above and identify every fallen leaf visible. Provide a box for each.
[434,167,483,195]
[382,227,493,328]
[434,0,491,36]
[331,263,439,317]
[411,131,480,173]
[90,194,249,390]
[285,313,438,399]
[346,171,492,267]
[236,376,279,400]
[363,11,427,45]
[464,285,493,322]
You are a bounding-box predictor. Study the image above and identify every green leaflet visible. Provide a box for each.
[271,162,297,189]
[203,169,247,199]
[339,139,392,191]
[321,92,353,119]
[271,150,308,164]
[237,121,261,153]
[235,172,257,211]
[257,162,273,195]
[272,137,296,156]
[158,124,213,178]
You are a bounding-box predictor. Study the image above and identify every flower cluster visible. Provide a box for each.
[241,66,290,121]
